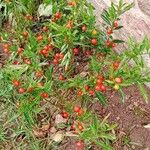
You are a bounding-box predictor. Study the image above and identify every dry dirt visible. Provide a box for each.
[92,86,150,150]
[60,86,150,150]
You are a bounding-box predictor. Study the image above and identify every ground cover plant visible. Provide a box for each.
[0,0,150,149]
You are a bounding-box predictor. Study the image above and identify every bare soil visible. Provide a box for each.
[61,86,150,150]
[91,85,150,150]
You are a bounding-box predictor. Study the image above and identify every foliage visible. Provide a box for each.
[0,0,150,149]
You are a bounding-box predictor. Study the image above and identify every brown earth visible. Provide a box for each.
[92,85,150,150]
[61,86,150,150]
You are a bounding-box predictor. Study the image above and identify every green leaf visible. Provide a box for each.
[138,83,149,103]
[119,89,125,103]
[96,92,107,106]
[94,140,113,150]
[114,26,123,30]
[123,3,134,13]
[113,39,124,43]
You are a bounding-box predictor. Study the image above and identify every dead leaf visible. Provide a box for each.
[55,114,67,124]
[51,131,64,142]
[33,128,46,138]
[41,124,50,132]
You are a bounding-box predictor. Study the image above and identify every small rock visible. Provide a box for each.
[83,65,89,71]
[51,131,64,143]
[55,114,67,124]
[33,128,46,138]
[50,127,57,133]
[80,72,88,77]
[116,117,120,121]
[144,124,150,129]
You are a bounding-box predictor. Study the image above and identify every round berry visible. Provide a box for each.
[74,106,81,113]
[107,28,113,35]
[91,38,97,45]
[18,88,25,94]
[62,111,68,118]
[73,48,79,55]
[113,20,119,28]
[77,90,83,96]
[13,80,21,87]
[115,77,122,84]
[81,25,87,32]
[37,35,43,41]
[89,90,95,96]
[41,92,49,99]
[59,74,65,81]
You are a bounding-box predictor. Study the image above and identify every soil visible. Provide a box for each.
[61,86,150,150]
[92,85,150,150]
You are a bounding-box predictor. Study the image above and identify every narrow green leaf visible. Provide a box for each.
[113,39,124,43]
[119,89,125,103]
[138,83,149,103]
[114,26,123,30]
[96,92,107,106]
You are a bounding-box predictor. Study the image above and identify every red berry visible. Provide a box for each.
[17,48,23,54]
[66,21,73,29]
[85,85,90,91]
[113,61,120,70]
[106,40,111,47]
[68,1,76,7]
[3,48,9,54]
[55,53,60,59]
[89,90,95,96]
[3,44,9,49]
[18,88,25,94]
[115,77,122,84]
[37,35,43,41]
[91,38,97,45]
[100,84,106,92]
[78,125,84,131]
[96,79,103,85]
[62,111,68,118]
[53,59,59,65]
[59,74,65,81]
[59,53,64,59]
[107,28,113,35]
[42,49,48,55]
[74,106,81,113]
[113,20,119,28]
[78,109,83,116]
[98,75,105,81]
[54,12,62,19]
[112,43,116,48]
[41,92,49,99]
[27,87,34,93]
[81,25,87,32]
[71,124,76,130]
[73,48,79,55]
[23,31,29,37]
[77,90,83,96]
[13,60,19,65]
[35,71,43,78]
[13,80,21,87]
[44,45,49,51]
[95,85,101,91]
[85,51,92,56]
